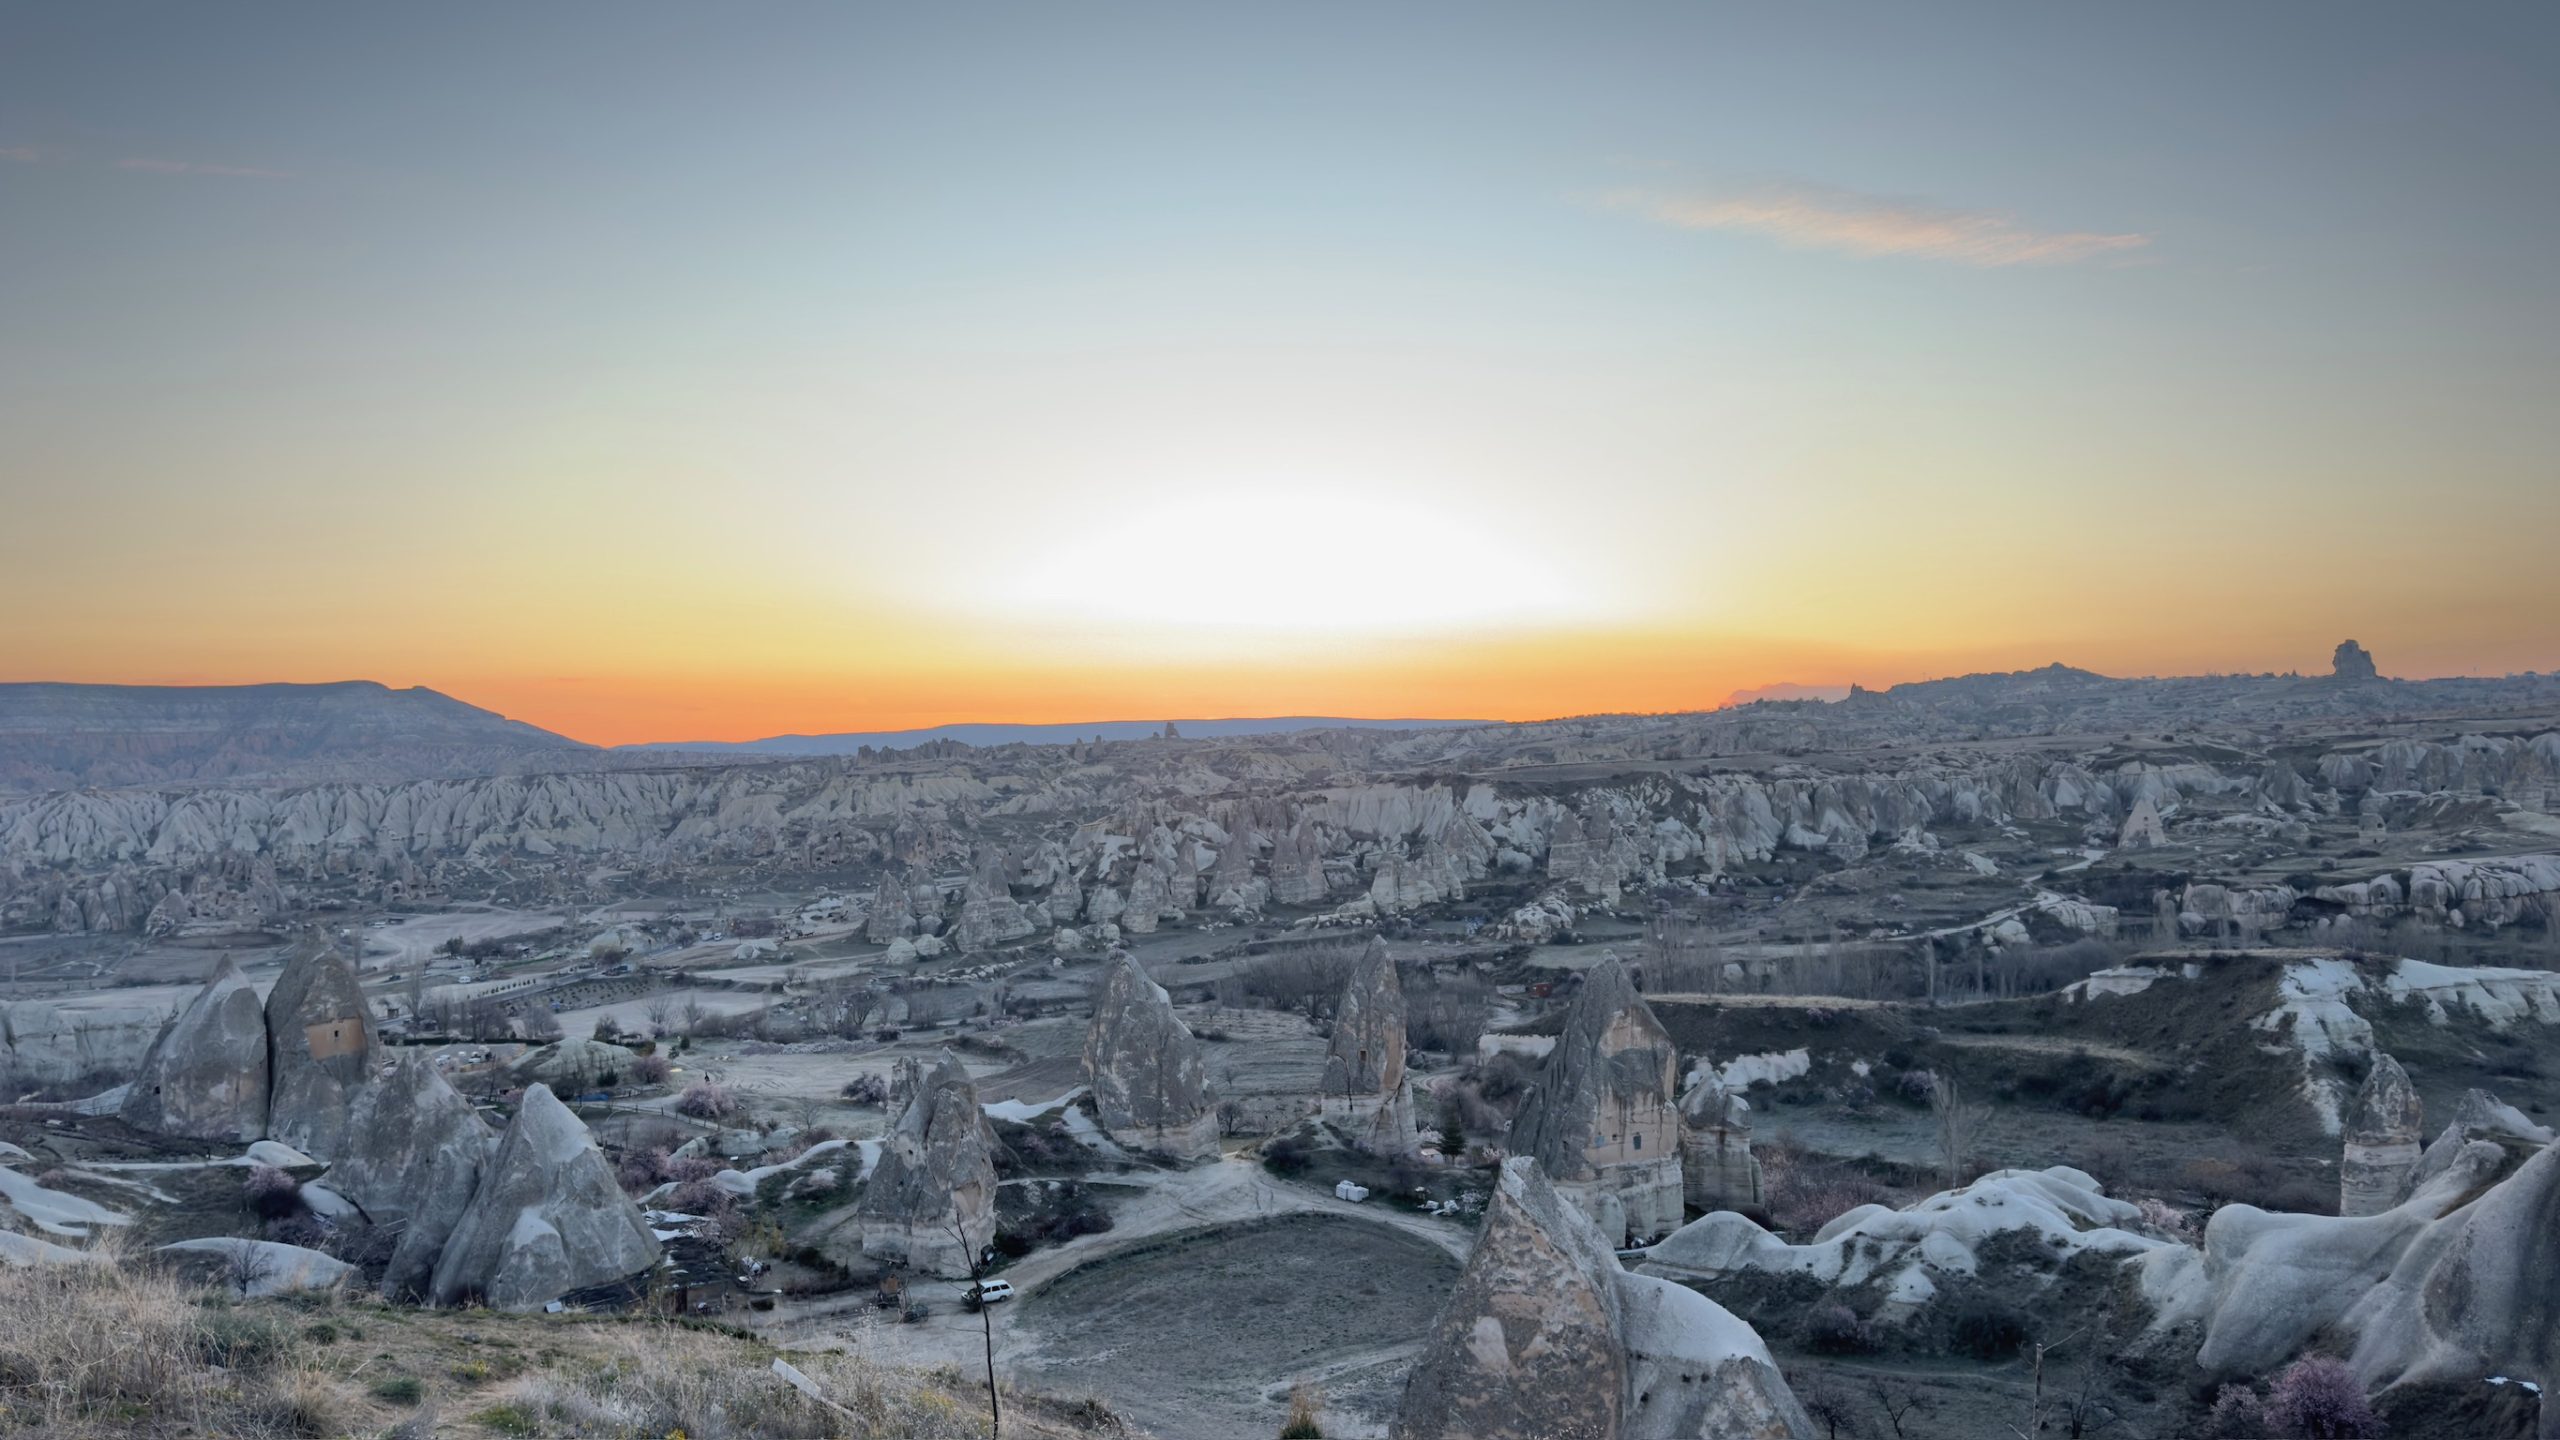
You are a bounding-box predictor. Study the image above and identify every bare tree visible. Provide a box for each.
[1644,909,1722,995]
[642,993,675,1037]
[1867,1378,1930,1439]
[1795,1376,1861,1440]
[222,1239,275,1298]
[679,994,708,1036]
[946,1220,1000,1438]
[1931,1073,1993,1191]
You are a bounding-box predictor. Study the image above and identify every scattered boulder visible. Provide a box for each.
[119,957,270,1142]
[849,1053,997,1276]
[425,1084,660,1311]
[1508,957,1683,1245]
[1081,955,1219,1162]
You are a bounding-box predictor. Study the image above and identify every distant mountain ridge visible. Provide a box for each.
[0,681,591,793]
[618,715,1498,756]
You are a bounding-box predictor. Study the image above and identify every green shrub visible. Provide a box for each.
[370,1376,424,1405]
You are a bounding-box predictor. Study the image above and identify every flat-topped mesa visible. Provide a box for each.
[2341,1052,2424,1217]
[425,1084,660,1312]
[1081,955,1219,1162]
[1320,939,1418,1156]
[851,1053,999,1276]
[1677,1057,1763,1216]
[262,933,379,1160]
[329,1050,499,1300]
[1391,1157,1812,1440]
[122,955,271,1142]
[1508,957,1684,1246]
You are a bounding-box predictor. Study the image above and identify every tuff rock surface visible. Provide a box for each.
[1393,1156,1810,1440]
[1320,939,1417,1156]
[850,1053,998,1276]
[328,1051,499,1298]
[1508,957,1684,1244]
[119,956,270,1141]
[1082,955,1219,1161]
[425,1083,659,1311]
[2340,1051,2423,1216]
[261,936,379,1160]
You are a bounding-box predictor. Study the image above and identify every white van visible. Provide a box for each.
[970,1279,1015,1306]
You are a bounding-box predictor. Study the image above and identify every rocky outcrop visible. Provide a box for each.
[327,1052,498,1298]
[2340,1053,2422,1217]
[2138,1139,2513,1376]
[425,1084,659,1311]
[2116,795,2167,850]
[864,870,914,943]
[1392,1156,1811,1440]
[1082,956,1219,1161]
[1266,822,1329,906]
[950,879,1037,953]
[261,937,379,1160]
[2348,1137,2560,1398]
[1676,1059,1761,1215]
[2333,639,2380,682]
[850,1053,998,1276]
[120,957,270,1141]
[1508,958,1684,1245]
[1319,939,1417,1156]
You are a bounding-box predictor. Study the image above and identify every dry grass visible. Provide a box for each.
[0,1242,354,1438]
[0,1246,1130,1439]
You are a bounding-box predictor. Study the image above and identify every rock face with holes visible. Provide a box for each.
[1508,958,1685,1245]
[328,1051,499,1299]
[2340,1052,2423,1217]
[851,1052,998,1276]
[1082,955,1219,1162]
[1392,1157,1813,1440]
[119,956,270,1142]
[425,1083,658,1311]
[1319,938,1418,1156]
[261,937,379,1161]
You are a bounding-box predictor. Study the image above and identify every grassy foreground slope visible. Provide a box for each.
[0,1253,1133,1440]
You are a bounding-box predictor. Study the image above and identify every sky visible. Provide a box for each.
[3,3,2555,745]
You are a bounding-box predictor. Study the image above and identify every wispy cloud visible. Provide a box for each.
[2,145,47,164]
[118,157,293,180]
[1604,183,2148,267]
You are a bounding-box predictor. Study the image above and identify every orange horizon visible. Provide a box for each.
[17,625,2551,749]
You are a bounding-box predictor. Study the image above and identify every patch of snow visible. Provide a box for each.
[0,1164,132,1237]
[1718,1049,1811,1090]
[1645,1167,2163,1320]
[245,1141,318,1169]
[2384,960,2560,1028]
[983,1088,1086,1124]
